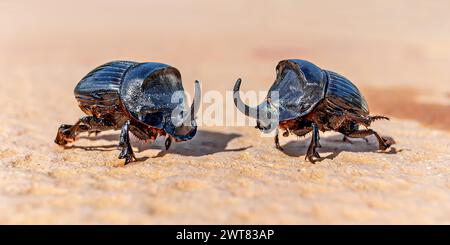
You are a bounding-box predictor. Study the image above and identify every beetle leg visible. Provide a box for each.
[330,113,347,129]
[274,131,284,151]
[315,127,322,148]
[342,113,389,128]
[305,123,321,162]
[342,135,353,144]
[165,136,173,151]
[118,120,136,165]
[55,121,87,145]
[55,124,74,145]
[55,116,114,145]
[342,135,370,144]
[79,116,115,130]
[344,129,394,151]
[370,115,390,121]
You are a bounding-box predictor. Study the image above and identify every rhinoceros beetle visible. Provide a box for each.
[233,59,394,162]
[55,61,201,164]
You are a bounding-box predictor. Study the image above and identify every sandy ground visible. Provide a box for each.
[0,0,449,224]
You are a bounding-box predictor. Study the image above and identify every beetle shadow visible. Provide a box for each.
[63,142,150,162]
[64,144,118,152]
[143,130,252,157]
[279,134,402,162]
[79,133,118,142]
[78,130,251,157]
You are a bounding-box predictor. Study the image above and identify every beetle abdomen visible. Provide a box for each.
[323,71,369,117]
[74,61,136,124]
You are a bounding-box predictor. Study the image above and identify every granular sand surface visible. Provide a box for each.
[0,0,449,224]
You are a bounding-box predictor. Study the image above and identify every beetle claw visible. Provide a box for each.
[305,149,320,163]
[274,134,284,151]
[119,147,136,165]
[55,124,76,146]
[379,136,395,151]
[165,137,172,151]
[305,144,319,163]
[305,153,316,163]
[313,151,321,158]
[119,142,136,164]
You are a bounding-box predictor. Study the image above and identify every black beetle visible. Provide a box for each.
[233,59,394,162]
[55,61,201,164]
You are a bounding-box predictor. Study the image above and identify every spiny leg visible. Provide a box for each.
[344,129,394,151]
[305,123,321,162]
[342,113,389,128]
[118,120,136,164]
[329,113,379,144]
[339,114,393,150]
[55,116,114,145]
[342,135,369,144]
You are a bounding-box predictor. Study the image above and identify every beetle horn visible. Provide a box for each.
[173,81,201,127]
[233,78,258,119]
[190,80,201,119]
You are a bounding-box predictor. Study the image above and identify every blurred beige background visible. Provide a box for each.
[0,0,449,224]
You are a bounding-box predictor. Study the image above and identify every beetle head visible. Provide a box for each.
[233,60,308,133]
[120,63,201,141]
[271,60,309,93]
[234,59,328,128]
[164,80,201,141]
[136,80,201,141]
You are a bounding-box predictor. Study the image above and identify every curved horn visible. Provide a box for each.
[190,80,201,119]
[233,78,258,119]
[180,80,201,125]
